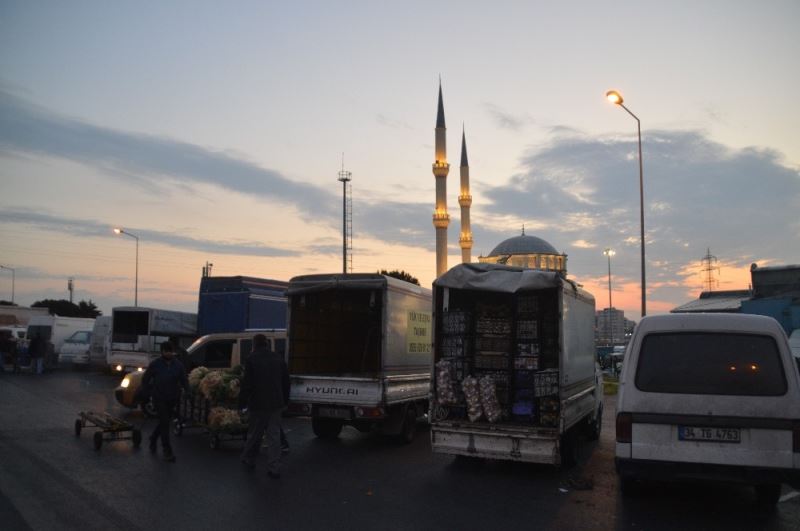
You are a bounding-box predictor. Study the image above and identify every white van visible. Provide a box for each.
[114,329,286,415]
[615,313,800,506]
[26,316,96,368]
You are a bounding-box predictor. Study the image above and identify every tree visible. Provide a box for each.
[31,299,102,318]
[378,269,420,286]
[77,300,102,318]
[0,300,17,306]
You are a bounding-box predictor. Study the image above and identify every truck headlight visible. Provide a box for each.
[120,376,130,389]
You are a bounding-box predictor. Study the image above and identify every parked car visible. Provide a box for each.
[114,330,285,416]
[615,313,800,506]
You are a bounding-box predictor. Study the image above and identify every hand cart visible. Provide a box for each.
[173,393,248,450]
[75,411,142,451]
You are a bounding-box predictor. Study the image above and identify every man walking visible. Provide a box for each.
[141,341,188,462]
[28,333,46,374]
[239,333,289,478]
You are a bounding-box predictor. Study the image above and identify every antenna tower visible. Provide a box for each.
[700,248,720,292]
[338,155,353,273]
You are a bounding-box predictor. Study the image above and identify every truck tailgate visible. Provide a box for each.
[432,422,560,464]
[290,375,384,406]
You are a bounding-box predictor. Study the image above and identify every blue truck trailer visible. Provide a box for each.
[197,276,288,335]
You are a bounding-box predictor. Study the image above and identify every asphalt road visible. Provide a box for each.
[1,369,799,531]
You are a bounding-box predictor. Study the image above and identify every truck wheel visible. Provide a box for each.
[312,417,343,439]
[74,419,82,437]
[399,407,417,444]
[586,403,603,441]
[141,398,157,418]
[132,429,142,448]
[93,431,103,451]
[754,483,781,507]
[172,419,183,437]
[560,430,580,468]
[619,476,638,496]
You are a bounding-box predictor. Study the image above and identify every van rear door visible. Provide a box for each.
[630,331,795,468]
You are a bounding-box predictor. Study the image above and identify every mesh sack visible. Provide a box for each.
[461,376,483,422]
[435,359,459,405]
[479,375,503,423]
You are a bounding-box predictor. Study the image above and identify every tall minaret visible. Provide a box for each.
[459,125,473,263]
[432,80,450,277]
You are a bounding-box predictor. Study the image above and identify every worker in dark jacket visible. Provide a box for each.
[141,341,188,462]
[239,333,290,478]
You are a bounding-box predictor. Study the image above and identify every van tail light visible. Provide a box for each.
[616,412,632,443]
[793,421,800,453]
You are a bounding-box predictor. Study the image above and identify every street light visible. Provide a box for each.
[114,228,139,307]
[603,248,615,345]
[0,264,14,304]
[606,89,646,318]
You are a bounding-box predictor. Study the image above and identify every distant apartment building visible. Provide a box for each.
[596,307,625,345]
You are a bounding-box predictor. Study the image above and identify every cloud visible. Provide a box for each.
[0,89,339,219]
[0,208,300,257]
[477,128,800,312]
[376,114,413,130]
[483,103,530,131]
[0,90,439,251]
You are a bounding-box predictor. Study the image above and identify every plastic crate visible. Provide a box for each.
[534,369,559,397]
[441,311,471,335]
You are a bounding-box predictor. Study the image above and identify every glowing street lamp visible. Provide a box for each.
[114,228,139,307]
[0,264,14,304]
[606,89,646,317]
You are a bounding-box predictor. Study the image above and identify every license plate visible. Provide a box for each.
[318,407,352,420]
[678,426,741,443]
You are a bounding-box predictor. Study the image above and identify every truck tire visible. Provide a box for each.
[586,403,603,441]
[560,429,580,468]
[312,417,343,439]
[754,484,781,507]
[399,406,417,444]
[132,429,142,448]
[93,431,103,451]
[141,398,157,418]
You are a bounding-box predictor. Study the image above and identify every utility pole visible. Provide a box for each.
[68,277,74,303]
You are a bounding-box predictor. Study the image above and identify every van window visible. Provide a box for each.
[635,332,787,396]
[68,331,92,343]
[190,339,235,369]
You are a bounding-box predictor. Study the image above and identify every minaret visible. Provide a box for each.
[432,80,450,277]
[459,125,473,263]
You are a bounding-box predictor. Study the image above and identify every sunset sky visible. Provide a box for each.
[1,1,799,321]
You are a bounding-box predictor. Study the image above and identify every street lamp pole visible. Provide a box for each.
[0,265,14,304]
[603,248,615,345]
[114,228,139,307]
[606,90,646,318]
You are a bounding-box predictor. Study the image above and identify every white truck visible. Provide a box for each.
[286,273,433,443]
[430,263,602,466]
[108,306,197,373]
[26,315,96,369]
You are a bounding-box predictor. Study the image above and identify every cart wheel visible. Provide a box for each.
[93,431,103,451]
[210,435,220,450]
[132,429,142,448]
[172,419,183,437]
[74,419,82,437]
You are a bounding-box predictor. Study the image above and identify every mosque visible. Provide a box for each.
[432,82,567,278]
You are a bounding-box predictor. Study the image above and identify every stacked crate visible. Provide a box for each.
[510,293,559,424]
[473,303,512,410]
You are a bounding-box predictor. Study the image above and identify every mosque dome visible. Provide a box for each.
[478,228,567,274]
[487,234,559,257]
